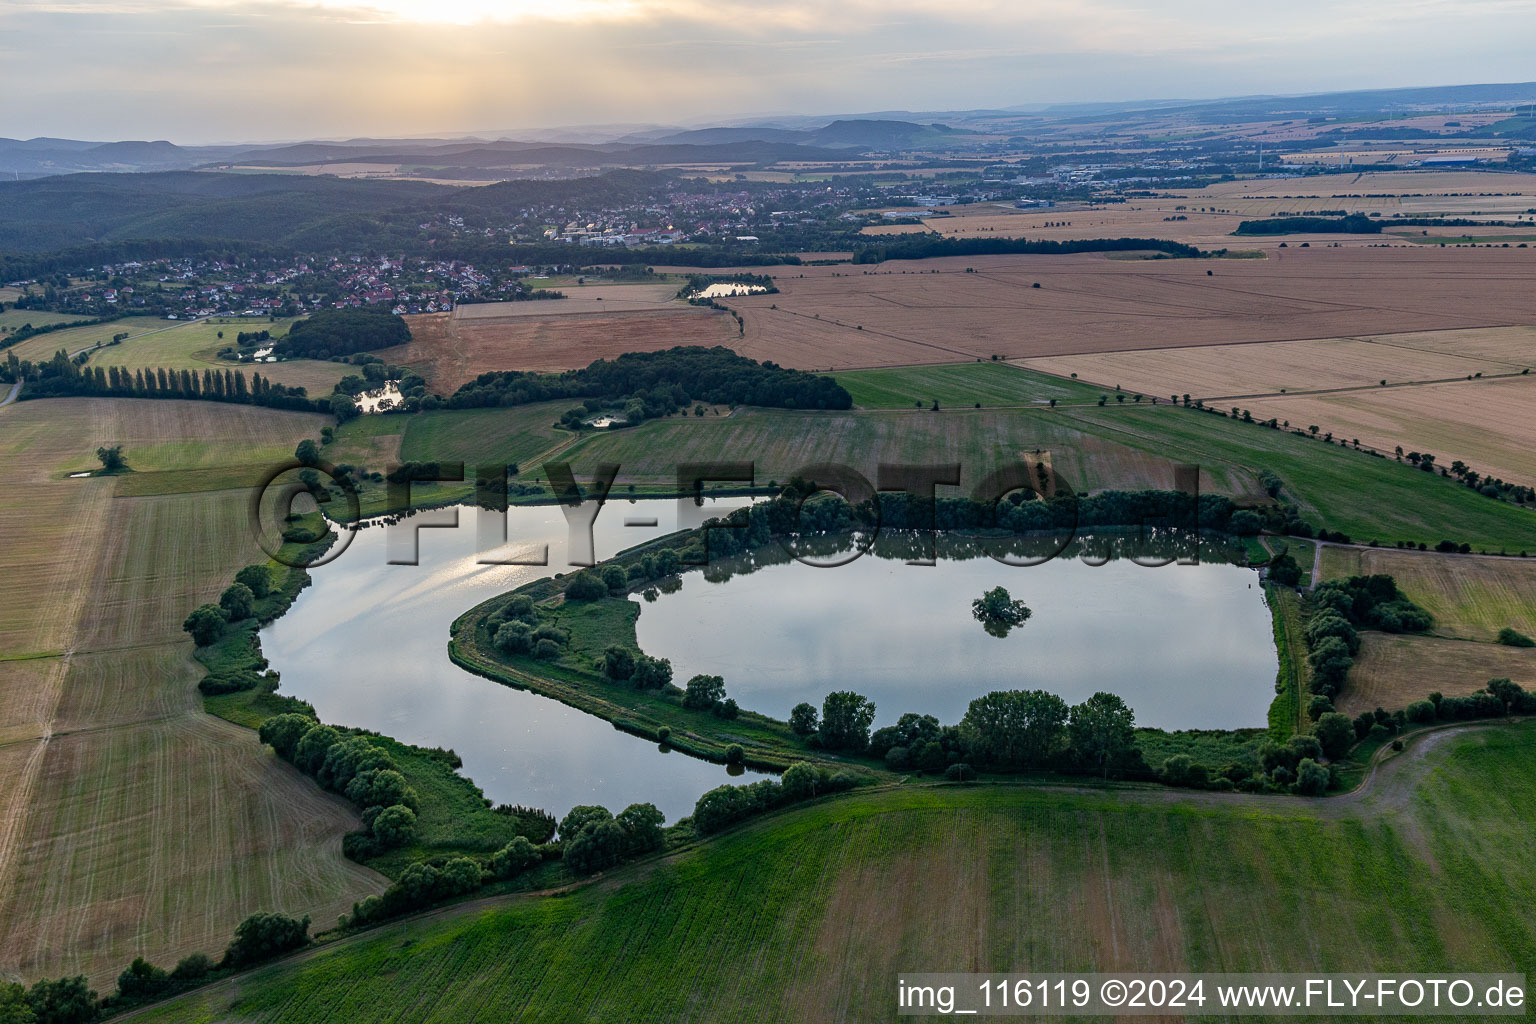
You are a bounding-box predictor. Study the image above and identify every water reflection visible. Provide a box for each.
[633,530,1277,731]
[262,499,756,823]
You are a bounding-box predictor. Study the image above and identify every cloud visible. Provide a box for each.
[3,0,1534,141]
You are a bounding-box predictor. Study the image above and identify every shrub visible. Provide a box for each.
[115,957,169,1001]
[533,638,561,660]
[629,654,672,689]
[223,912,310,967]
[258,712,316,761]
[495,621,534,654]
[1306,694,1335,721]
[780,762,820,799]
[602,645,636,681]
[218,582,256,621]
[600,564,629,592]
[371,804,417,848]
[489,836,541,879]
[563,572,608,601]
[682,674,726,711]
[725,744,745,765]
[1314,712,1355,758]
[713,697,739,720]
[293,724,340,775]
[234,564,273,599]
[1406,699,1436,723]
[1289,735,1323,761]
[944,763,977,782]
[504,595,536,620]
[170,953,212,982]
[1497,627,1535,648]
[1293,757,1330,796]
[1160,754,1209,788]
[181,604,226,646]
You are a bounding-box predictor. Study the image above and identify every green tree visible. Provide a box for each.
[563,572,608,601]
[1066,692,1139,778]
[371,804,417,848]
[222,912,310,967]
[181,604,226,646]
[600,564,629,592]
[682,674,726,711]
[970,586,1031,636]
[218,582,255,621]
[95,445,125,473]
[629,654,672,689]
[0,981,36,1024]
[293,723,340,775]
[494,621,534,654]
[1294,757,1330,796]
[24,977,95,1024]
[788,702,818,737]
[234,564,272,599]
[258,713,316,762]
[819,691,876,751]
[602,645,636,681]
[169,954,212,982]
[1313,712,1356,759]
[780,762,821,800]
[1498,627,1535,647]
[114,958,169,1001]
[346,768,413,811]
[959,689,1068,768]
[489,836,541,879]
[616,802,665,855]
[295,439,320,466]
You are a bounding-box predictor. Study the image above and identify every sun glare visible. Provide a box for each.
[299,0,644,25]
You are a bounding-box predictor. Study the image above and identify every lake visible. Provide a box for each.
[632,534,1277,731]
[262,498,759,825]
[264,502,1277,826]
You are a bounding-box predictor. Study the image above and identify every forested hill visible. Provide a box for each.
[0,170,672,255]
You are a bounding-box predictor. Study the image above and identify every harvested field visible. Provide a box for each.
[727,247,1536,370]
[1019,329,1536,401]
[455,284,681,318]
[1242,375,1536,487]
[1319,548,1536,642]
[1339,633,1536,716]
[385,306,737,392]
[0,398,381,988]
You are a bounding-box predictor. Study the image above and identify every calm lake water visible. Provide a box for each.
[632,535,1277,731]
[265,502,1277,823]
[262,498,757,824]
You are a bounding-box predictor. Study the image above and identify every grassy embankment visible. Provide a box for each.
[130,722,1536,1023]
[196,519,542,879]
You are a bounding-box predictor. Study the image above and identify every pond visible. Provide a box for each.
[261,498,758,825]
[632,534,1277,731]
[355,381,403,413]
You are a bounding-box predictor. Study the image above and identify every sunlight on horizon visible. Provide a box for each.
[296,0,645,25]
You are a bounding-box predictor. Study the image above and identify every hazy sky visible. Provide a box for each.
[4,0,1536,143]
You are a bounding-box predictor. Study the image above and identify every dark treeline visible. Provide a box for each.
[850,235,1205,263]
[279,307,411,360]
[4,348,320,411]
[448,345,853,418]
[1234,214,1383,235]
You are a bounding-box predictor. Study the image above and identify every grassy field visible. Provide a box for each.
[133,723,1536,1023]
[4,317,168,363]
[544,403,1536,550]
[81,318,350,395]
[0,398,381,989]
[834,361,1102,409]
[0,309,91,333]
